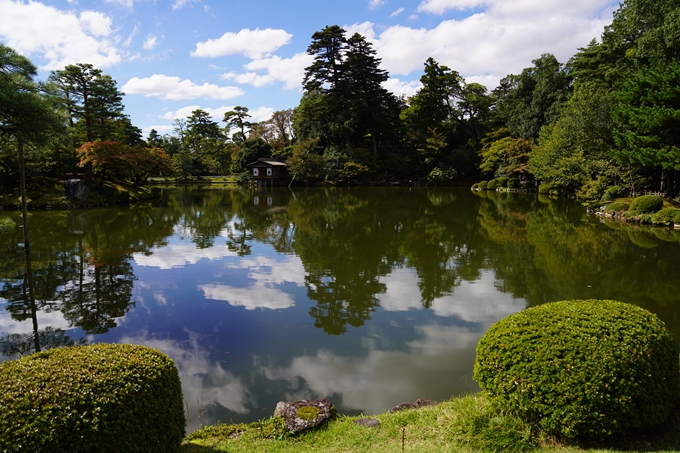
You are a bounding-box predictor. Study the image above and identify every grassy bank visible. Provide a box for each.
[180,394,680,453]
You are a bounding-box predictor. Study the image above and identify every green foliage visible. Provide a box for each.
[477,180,488,189]
[471,183,479,189]
[602,185,626,201]
[538,183,553,194]
[474,300,680,440]
[0,343,185,453]
[604,201,630,212]
[0,216,16,235]
[629,194,664,214]
[487,179,499,190]
[530,85,617,197]
[507,177,520,188]
[653,207,680,225]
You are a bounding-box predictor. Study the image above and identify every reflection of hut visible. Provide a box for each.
[246,158,290,188]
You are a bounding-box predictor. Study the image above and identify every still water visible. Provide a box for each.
[2,187,680,429]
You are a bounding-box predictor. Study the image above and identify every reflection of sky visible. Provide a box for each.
[0,193,529,430]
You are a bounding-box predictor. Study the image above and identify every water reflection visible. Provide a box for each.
[1,187,680,429]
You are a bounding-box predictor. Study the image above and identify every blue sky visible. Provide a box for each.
[1,0,620,137]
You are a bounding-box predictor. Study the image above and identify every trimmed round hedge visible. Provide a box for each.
[629,195,664,214]
[0,343,185,453]
[538,183,553,194]
[474,300,679,440]
[477,181,488,189]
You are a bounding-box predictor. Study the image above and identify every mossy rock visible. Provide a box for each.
[0,343,185,453]
[474,300,679,440]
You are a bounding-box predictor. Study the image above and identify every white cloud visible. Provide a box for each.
[369,0,386,9]
[417,0,488,14]
[221,52,314,90]
[119,331,253,422]
[123,24,139,47]
[258,323,484,414]
[390,7,405,17]
[351,1,617,89]
[382,78,422,98]
[132,243,238,269]
[0,0,121,70]
[104,0,134,8]
[172,0,200,10]
[141,124,175,136]
[143,35,158,50]
[192,28,293,59]
[199,283,296,310]
[121,74,244,100]
[160,105,274,122]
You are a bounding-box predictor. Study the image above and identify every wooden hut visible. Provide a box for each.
[245,158,290,188]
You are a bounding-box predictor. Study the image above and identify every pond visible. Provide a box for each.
[2,187,680,430]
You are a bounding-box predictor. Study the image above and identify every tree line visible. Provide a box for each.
[1,0,679,199]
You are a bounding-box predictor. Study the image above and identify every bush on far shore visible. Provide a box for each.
[0,343,185,453]
[474,299,680,440]
[629,195,664,214]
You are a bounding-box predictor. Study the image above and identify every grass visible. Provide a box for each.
[180,394,680,453]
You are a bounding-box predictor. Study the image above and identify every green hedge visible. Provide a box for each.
[629,195,664,214]
[477,181,488,189]
[507,178,520,189]
[653,207,680,225]
[0,343,185,453]
[471,183,479,189]
[602,186,625,202]
[487,179,499,190]
[604,201,630,213]
[474,300,679,440]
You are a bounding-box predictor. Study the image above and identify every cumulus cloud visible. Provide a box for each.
[119,331,253,421]
[369,0,386,9]
[121,74,244,100]
[349,0,617,89]
[382,78,422,98]
[192,28,293,59]
[199,283,296,310]
[132,243,239,269]
[221,52,314,90]
[257,323,485,414]
[0,0,121,69]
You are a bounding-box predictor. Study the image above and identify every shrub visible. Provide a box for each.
[602,186,625,202]
[652,208,680,225]
[477,181,488,189]
[0,343,185,453]
[604,201,630,213]
[538,183,553,194]
[471,183,479,189]
[507,178,520,189]
[629,195,664,214]
[0,216,16,235]
[487,179,498,190]
[496,177,509,188]
[474,300,679,440]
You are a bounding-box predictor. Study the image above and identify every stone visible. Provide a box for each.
[387,398,439,414]
[353,418,380,428]
[64,179,89,203]
[274,398,336,433]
